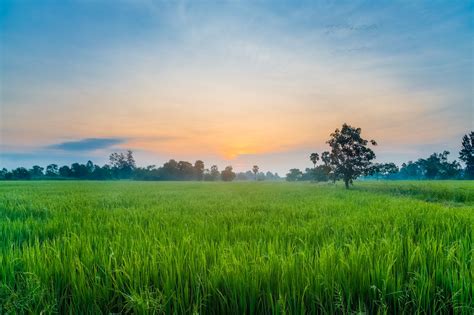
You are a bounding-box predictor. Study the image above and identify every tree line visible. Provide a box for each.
[1,125,472,186]
[286,127,473,186]
[0,150,281,182]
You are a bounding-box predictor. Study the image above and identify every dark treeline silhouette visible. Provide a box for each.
[288,128,473,185]
[0,151,281,182]
[1,128,472,184]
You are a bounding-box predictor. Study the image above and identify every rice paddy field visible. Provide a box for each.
[0,181,473,314]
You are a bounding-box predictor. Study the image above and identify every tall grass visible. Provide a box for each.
[0,181,472,314]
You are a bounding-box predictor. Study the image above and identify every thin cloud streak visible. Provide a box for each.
[48,138,126,151]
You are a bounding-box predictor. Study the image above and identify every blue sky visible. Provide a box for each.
[0,0,473,173]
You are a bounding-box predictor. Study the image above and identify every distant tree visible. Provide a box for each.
[245,170,254,179]
[286,168,302,182]
[370,163,399,179]
[161,159,179,180]
[327,123,377,189]
[301,168,315,181]
[92,164,113,180]
[12,167,30,180]
[210,165,220,180]
[310,153,319,168]
[178,161,194,180]
[126,150,136,169]
[109,151,135,179]
[194,160,205,180]
[321,151,335,182]
[420,151,460,179]
[252,165,259,180]
[86,160,95,175]
[265,171,275,180]
[459,131,474,179]
[70,163,89,179]
[58,165,71,178]
[29,165,44,178]
[236,172,248,180]
[221,166,236,181]
[46,164,59,177]
[313,165,331,182]
[399,161,422,179]
[0,168,8,180]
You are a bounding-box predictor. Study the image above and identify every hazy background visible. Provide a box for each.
[1,0,472,174]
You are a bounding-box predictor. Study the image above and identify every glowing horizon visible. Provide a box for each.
[1,1,472,173]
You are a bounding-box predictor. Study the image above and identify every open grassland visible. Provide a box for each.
[0,181,473,314]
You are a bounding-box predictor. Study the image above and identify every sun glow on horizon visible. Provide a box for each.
[1,1,472,172]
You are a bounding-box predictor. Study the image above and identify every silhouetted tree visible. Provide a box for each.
[420,151,460,179]
[210,165,220,180]
[46,164,59,177]
[252,165,259,180]
[160,159,179,180]
[86,160,95,175]
[286,168,302,182]
[0,168,7,180]
[399,161,422,179]
[321,151,335,182]
[59,165,71,177]
[178,161,194,180]
[12,167,30,180]
[265,171,275,180]
[370,163,399,179]
[194,160,205,180]
[109,151,135,179]
[310,153,319,168]
[29,165,44,178]
[327,123,377,189]
[459,131,474,179]
[221,166,236,181]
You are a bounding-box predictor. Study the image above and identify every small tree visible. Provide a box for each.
[459,131,474,179]
[194,160,205,181]
[29,165,44,178]
[210,165,220,180]
[109,150,135,179]
[286,168,302,182]
[221,166,236,181]
[46,164,59,177]
[310,153,319,168]
[327,123,377,189]
[252,165,259,180]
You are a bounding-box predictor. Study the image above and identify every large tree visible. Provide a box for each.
[327,123,377,189]
[459,131,474,179]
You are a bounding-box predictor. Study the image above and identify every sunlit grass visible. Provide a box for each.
[0,181,472,313]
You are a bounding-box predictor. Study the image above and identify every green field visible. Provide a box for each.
[0,181,473,314]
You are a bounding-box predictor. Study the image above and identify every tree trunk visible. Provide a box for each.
[344,179,349,189]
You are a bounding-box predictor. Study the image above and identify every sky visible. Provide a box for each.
[0,0,473,174]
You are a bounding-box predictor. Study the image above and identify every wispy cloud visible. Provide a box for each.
[48,138,126,151]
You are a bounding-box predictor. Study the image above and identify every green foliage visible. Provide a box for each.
[0,181,472,313]
[220,166,236,181]
[459,131,474,179]
[327,123,377,188]
[400,152,461,180]
[285,168,302,181]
